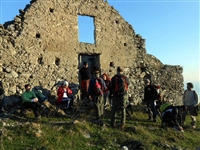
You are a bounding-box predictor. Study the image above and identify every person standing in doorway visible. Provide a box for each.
[80,61,92,99]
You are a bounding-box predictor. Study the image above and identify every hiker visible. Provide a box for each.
[160,103,184,132]
[57,81,74,110]
[88,69,107,125]
[144,79,158,122]
[182,82,199,128]
[102,73,111,109]
[21,84,41,119]
[110,66,129,128]
[80,61,92,99]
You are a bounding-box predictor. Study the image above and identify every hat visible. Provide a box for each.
[93,70,100,74]
[25,84,31,89]
[63,81,69,86]
[117,66,123,72]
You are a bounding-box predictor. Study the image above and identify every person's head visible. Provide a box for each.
[25,84,31,91]
[145,79,151,85]
[187,82,193,90]
[102,73,108,80]
[117,66,123,74]
[140,61,144,68]
[83,62,88,68]
[62,81,69,88]
[93,69,100,77]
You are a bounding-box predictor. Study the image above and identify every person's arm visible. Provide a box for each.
[109,77,115,98]
[125,76,129,86]
[183,90,186,105]
[22,92,37,103]
[144,87,147,102]
[79,68,83,80]
[108,80,111,91]
[57,87,64,97]
[67,88,73,97]
[194,91,199,106]
[101,78,107,91]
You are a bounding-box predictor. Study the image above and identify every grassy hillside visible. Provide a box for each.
[0,105,200,150]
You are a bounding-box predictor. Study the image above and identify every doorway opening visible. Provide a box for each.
[78,54,100,73]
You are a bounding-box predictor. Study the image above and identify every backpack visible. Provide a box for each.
[160,103,172,113]
[153,85,161,100]
[94,77,103,96]
[115,75,128,96]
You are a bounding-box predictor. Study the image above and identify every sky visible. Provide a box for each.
[0,0,199,94]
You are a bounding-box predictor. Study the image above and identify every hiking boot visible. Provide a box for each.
[192,125,196,129]
[162,122,167,128]
[153,119,157,122]
[98,119,103,126]
[147,117,152,121]
[110,123,116,128]
[35,115,41,121]
[173,126,184,132]
[191,121,196,126]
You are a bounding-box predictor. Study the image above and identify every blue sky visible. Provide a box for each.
[0,0,199,94]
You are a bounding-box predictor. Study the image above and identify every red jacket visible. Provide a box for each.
[57,86,73,103]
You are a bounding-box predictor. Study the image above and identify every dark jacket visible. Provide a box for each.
[144,84,157,101]
[80,67,92,80]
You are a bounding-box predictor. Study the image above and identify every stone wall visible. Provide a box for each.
[0,0,184,105]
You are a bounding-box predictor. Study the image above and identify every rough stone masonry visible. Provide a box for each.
[0,0,184,105]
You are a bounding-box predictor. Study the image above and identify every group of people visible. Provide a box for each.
[80,62,129,128]
[144,79,199,132]
[21,81,74,119]
[0,62,199,132]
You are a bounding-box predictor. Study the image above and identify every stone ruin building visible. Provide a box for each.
[0,0,184,106]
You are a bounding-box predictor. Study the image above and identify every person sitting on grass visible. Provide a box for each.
[21,84,41,119]
[57,81,74,110]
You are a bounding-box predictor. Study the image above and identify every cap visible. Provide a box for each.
[117,66,123,72]
[93,70,100,74]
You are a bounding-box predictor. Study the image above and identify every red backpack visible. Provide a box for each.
[115,75,128,96]
[153,85,161,100]
[94,78,103,96]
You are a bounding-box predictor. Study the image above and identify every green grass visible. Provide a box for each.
[0,106,200,150]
